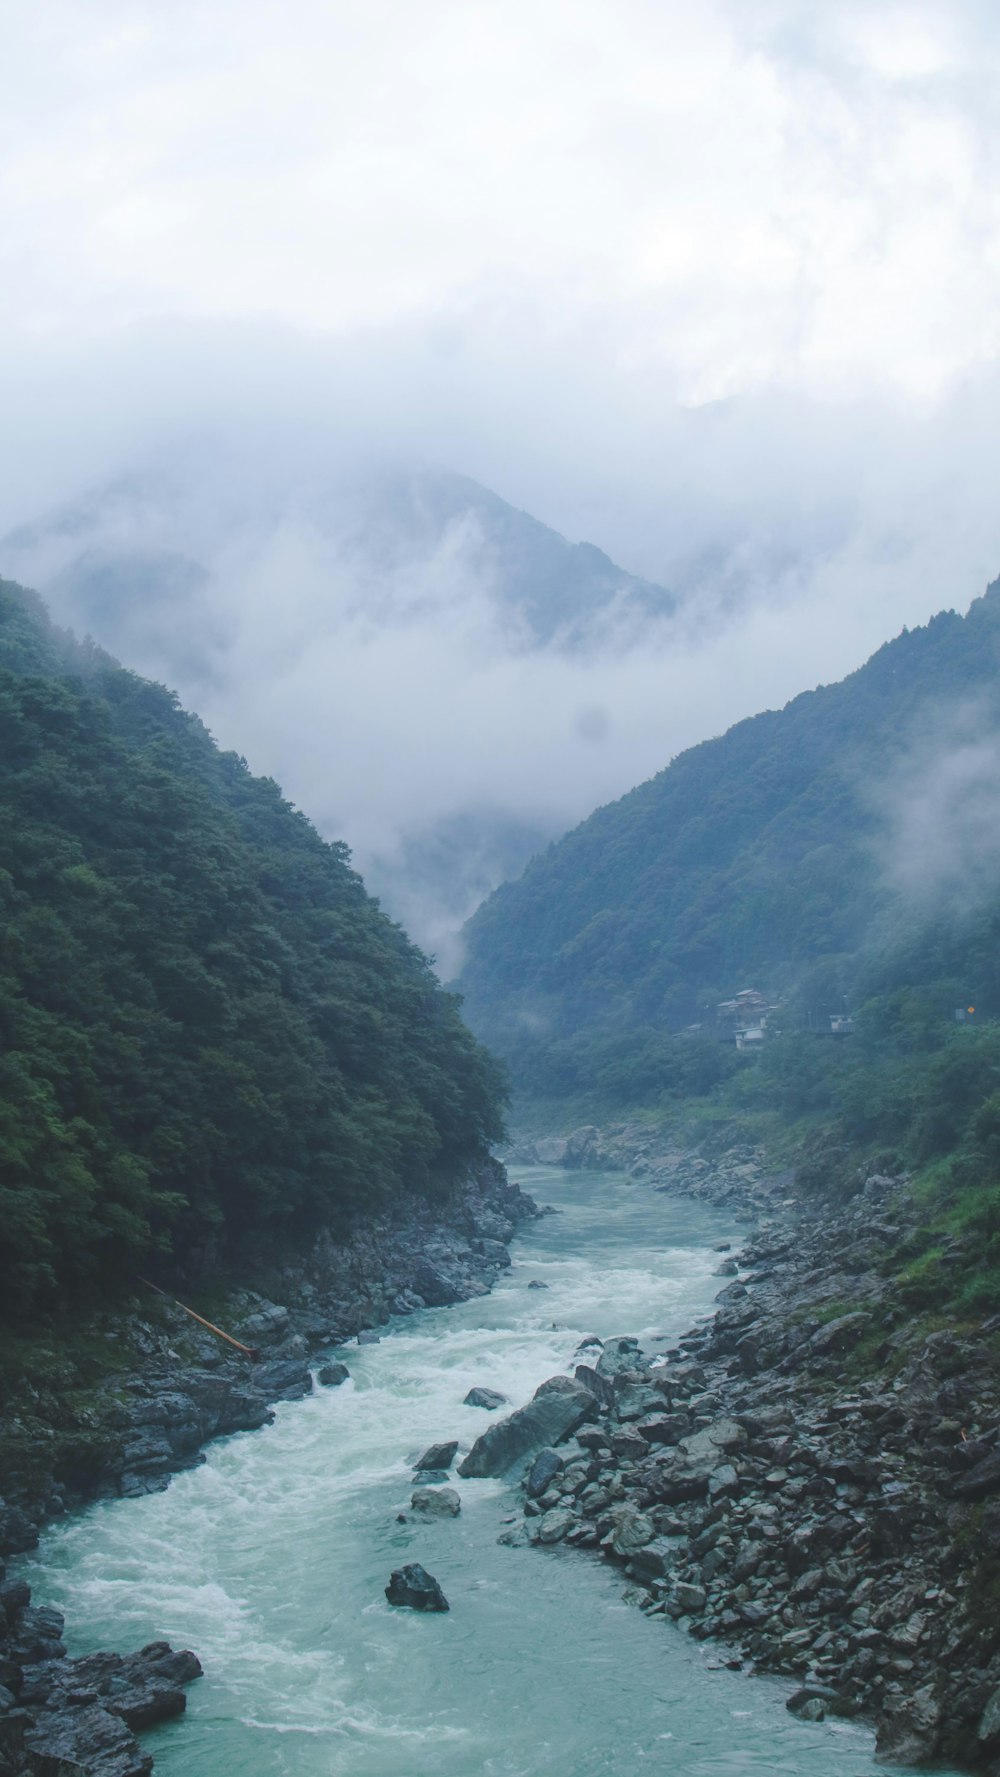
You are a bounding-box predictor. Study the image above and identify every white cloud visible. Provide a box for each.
[3,0,1000,400]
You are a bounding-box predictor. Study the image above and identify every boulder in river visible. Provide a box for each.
[317,1362,350,1387]
[457,1379,598,1479]
[464,1387,507,1410]
[385,1564,450,1611]
[411,1486,461,1518]
[415,1440,459,1472]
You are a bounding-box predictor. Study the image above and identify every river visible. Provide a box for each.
[25,1165,945,1775]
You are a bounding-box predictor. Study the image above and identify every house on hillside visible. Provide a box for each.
[716,988,778,1049]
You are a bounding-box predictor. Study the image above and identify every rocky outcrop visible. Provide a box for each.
[0,1162,538,1559]
[384,1565,449,1611]
[457,1379,598,1478]
[0,1566,200,1777]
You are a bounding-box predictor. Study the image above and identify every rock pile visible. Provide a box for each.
[505,1162,1000,1770]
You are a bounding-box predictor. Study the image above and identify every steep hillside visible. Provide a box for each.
[0,580,505,1317]
[457,581,1000,1096]
[2,454,676,955]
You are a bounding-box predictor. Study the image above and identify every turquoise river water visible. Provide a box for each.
[24,1165,956,1777]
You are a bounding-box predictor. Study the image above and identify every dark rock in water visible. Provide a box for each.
[317,1362,350,1387]
[357,1330,381,1345]
[411,1486,461,1518]
[385,1564,449,1611]
[526,1448,564,1498]
[415,1441,458,1472]
[527,1280,549,1290]
[458,1380,598,1479]
[713,1257,739,1276]
[464,1387,507,1409]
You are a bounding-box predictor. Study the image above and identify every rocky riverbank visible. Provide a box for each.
[0,1594,201,1777]
[493,1137,1000,1770]
[0,1161,537,1775]
[0,1160,536,1559]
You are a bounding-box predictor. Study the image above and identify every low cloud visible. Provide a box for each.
[879,705,1000,919]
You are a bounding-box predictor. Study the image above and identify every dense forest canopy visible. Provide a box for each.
[457,581,1000,1101]
[0,579,506,1318]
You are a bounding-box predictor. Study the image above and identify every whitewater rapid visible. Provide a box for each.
[24,1165,945,1775]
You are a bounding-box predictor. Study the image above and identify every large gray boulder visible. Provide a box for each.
[457,1379,598,1478]
[411,1486,461,1518]
[317,1361,350,1387]
[415,1441,458,1472]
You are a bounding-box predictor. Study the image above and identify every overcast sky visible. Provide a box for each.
[4,0,1000,955]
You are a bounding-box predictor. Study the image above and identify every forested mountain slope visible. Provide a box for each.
[457,581,1000,1098]
[0,580,505,1318]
